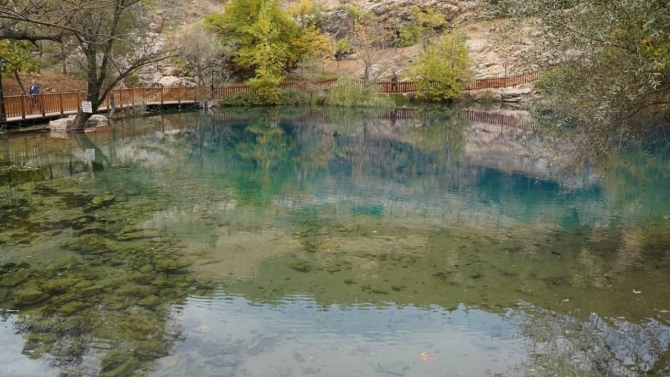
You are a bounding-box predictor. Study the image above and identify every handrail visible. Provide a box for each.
[0,72,540,121]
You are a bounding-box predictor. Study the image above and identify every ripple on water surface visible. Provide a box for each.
[154,291,525,377]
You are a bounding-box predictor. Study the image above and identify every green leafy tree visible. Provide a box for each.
[334,37,350,70]
[205,0,331,103]
[493,0,670,163]
[412,8,447,50]
[0,40,40,95]
[0,0,171,131]
[407,31,474,101]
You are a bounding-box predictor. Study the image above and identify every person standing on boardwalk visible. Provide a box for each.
[390,72,399,92]
[29,80,40,113]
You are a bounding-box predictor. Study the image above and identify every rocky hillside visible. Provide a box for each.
[138,0,521,86]
[5,0,529,96]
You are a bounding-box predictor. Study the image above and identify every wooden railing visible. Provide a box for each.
[0,72,540,121]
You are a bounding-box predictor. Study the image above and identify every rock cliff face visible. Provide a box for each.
[319,0,484,39]
[133,0,532,101]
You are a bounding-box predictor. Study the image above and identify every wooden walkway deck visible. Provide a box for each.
[1,72,540,126]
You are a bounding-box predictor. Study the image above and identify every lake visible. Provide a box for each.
[1,106,669,377]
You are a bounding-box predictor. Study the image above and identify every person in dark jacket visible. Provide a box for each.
[29,80,40,113]
[390,72,399,91]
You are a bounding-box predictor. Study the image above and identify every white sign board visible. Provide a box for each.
[85,148,95,162]
[82,101,93,114]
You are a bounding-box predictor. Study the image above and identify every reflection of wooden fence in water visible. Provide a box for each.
[459,109,536,130]
[1,108,536,163]
[1,72,540,123]
[1,117,192,163]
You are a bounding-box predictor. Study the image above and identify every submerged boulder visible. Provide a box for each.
[0,269,31,287]
[14,287,49,306]
[42,278,80,294]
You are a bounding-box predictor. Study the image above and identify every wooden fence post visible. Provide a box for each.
[20,96,26,119]
[59,93,64,115]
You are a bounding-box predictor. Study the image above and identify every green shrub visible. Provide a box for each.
[219,88,311,106]
[394,24,419,47]
[123,74,140,87]
[391,94,409,106]
[324,74,395,108]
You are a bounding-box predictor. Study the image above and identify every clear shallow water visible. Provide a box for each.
[0,107,669,377]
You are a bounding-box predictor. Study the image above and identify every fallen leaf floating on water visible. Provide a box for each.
[419,352,435,362]
[561,298,570,303]
[660,310,669,313]
[633,290,642,294]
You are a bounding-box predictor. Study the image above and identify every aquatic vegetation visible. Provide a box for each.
[1,109,669,376]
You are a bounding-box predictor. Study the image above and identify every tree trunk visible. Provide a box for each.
[61,44,67,75]
[109,92,116,119]
[13,71,27,96]
[69,110,93,132]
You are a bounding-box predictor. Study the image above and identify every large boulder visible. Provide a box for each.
[87,114,108,127]
[48,114,108,131]
[48,116,74,131]
[501,85,534,102]
[320,9,355,40]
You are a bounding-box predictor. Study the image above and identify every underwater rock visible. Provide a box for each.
[247,338,265,356]
[137,295,161,307]
[0,269,31,287]
[202,367,236,377]
[58,301,88,315]
[198,340,241,357]
[138,265,153,274]
[133,274,155,285]
[61,234,124,255]
[154,259,191,272]
[1,262,31,274]
[90,194,116,207]
[79,285,104,298]
[0,288,10,302]
[41,278,80,294]
[115,285,153,298]
[13,287,49,306]
[205,354,242,367]
[134,339,170,360]
[288,260,312,272]
[100,356,140,377]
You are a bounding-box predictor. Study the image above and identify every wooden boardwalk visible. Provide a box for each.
[1,72,540,126]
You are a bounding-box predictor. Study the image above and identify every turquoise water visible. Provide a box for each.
[1,107,669,376]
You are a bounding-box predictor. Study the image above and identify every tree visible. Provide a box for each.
[492,0,670,162]
[334,37,351,70]
[0,0,171,131]
[411,7,447,51]
[407,31,474,101]
[205,0,331,103]
[173,23,233,102]
[351,11,391,82]
[0,40,40,95]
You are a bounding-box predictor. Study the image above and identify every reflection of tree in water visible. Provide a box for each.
[172,107,472,204]
[509,304,670,376]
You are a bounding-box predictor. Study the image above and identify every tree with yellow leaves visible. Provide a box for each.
[407,31,474,102]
